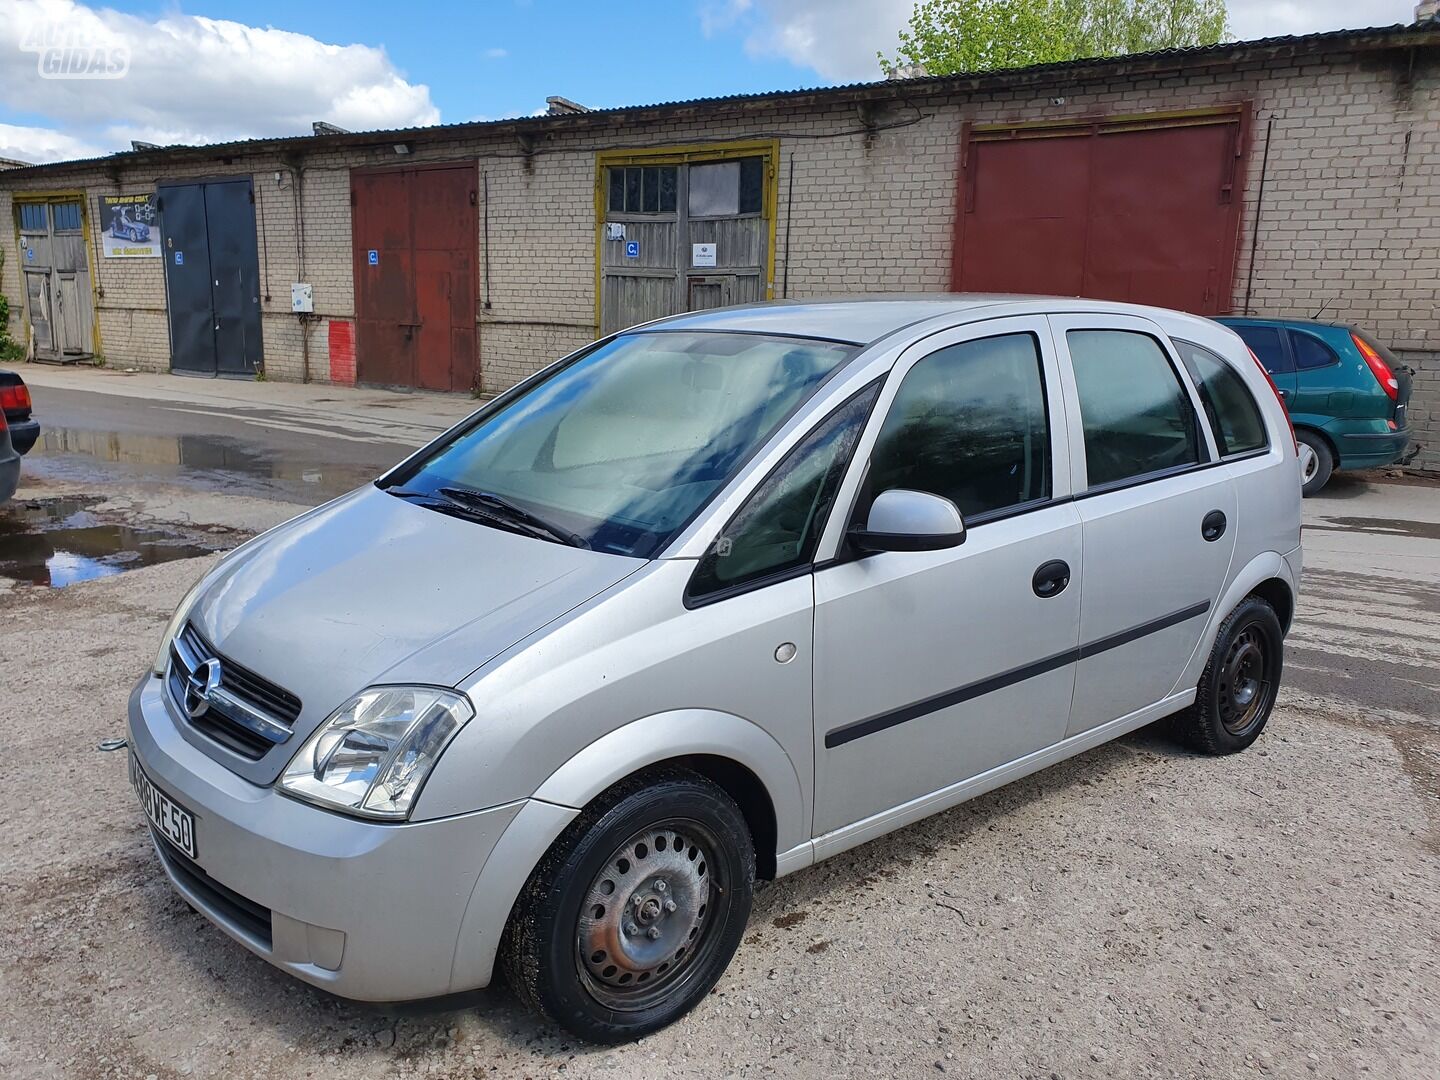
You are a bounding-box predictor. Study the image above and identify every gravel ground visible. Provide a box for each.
[1,472,1437,1080]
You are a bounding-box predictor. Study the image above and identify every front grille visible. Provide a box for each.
[167,624,301,760]
[152,829,273,948]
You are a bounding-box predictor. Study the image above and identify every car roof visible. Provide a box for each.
[635,294,1226,346]
[1216,315,1349,330]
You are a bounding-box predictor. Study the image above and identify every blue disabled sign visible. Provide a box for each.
[625,240,640,259]
[368,249,378,265]
[174,251,183,265]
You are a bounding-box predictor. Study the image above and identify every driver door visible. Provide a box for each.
[810,317,1082,844]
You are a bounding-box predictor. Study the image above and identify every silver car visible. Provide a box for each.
[127,297,1302,1041]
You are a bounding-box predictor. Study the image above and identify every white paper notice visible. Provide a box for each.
[692,242,717,268]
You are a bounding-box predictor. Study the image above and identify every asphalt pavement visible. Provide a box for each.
[0,365,1436,1079]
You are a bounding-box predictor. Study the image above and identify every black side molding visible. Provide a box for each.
[823,600,1212,749]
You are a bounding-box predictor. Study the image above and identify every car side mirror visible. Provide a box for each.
[848,489,965,553]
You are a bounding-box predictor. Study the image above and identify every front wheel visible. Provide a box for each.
[500,769,754,1043]
[1175,595,1284,755]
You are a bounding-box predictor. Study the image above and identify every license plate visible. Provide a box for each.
[130,753,198,861]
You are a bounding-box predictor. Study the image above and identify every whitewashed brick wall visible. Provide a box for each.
[0,44,1436,467]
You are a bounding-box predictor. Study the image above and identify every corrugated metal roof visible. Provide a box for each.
[5,22,1435,177]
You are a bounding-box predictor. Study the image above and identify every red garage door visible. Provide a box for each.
[352,163,478,393]
[952,107,1250,315]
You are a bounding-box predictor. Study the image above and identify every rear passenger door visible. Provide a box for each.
[1050,315,1237,737]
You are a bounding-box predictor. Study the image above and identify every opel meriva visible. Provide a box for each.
[128,297,1303,1041]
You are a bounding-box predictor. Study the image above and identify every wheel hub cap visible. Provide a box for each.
[578,825,714,1006]
[1217,629,1269,735]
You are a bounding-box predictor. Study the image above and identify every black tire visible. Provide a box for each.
[499,768,755,1043]
[1175,595,1284,755]
[1297,430,1334,497]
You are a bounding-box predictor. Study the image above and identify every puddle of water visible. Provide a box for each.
[34,427,378,500]
[0,496,219,588]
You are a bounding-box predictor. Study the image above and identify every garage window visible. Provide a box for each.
[608,166,678,214]
[1175,341,1268,458]
[1068,330,1200,488]
[688,158,765,217]
[52,202,82,232]
[865,333,1051,520]
[19,203,47,231]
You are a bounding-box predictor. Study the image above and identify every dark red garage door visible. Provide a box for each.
[352,163,478,392]
[952,107,1250,315]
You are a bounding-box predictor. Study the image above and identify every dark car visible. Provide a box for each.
[0,370,39,503]
[1217,318,1413,495]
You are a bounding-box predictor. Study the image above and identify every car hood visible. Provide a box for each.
[187,485,642,783]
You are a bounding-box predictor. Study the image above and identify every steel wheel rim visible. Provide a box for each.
[1217,626,1272,736]
[575,819,724,1012]
[1298,443,1318,484]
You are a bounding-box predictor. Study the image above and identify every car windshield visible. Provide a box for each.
[383,330,856,557]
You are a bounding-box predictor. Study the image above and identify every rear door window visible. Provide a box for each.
[1066,330,1201,488]
[1230,325,1292,374]
[1175,341,1268,457]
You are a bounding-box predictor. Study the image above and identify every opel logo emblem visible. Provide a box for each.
[185,658,223,719]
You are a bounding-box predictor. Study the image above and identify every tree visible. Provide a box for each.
[879,0,1228,77]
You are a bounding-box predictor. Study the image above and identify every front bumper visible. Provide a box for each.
[127,674,525,1001]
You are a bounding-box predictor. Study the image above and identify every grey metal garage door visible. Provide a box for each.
[159,179,263,377]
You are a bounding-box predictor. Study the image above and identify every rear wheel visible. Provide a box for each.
[1297,430,1333,496]
[500,769,754,1043]
[1175,595,1283,755]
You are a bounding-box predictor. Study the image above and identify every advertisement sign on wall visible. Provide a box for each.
[100,193,160,257]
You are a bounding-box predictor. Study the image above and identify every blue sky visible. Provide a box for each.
[0,0,1419,163]
[185,0,826,120]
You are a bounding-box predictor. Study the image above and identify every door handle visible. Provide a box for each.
[1032,560,1071,598]
[1202,510,1228,542]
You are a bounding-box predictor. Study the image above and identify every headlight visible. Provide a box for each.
[152,575,207,675]
[279,687,473,820]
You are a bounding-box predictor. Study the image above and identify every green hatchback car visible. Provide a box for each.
[1218,318,1414,495]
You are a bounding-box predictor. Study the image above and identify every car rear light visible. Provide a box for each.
[0,383,31,413]
[1351,332,1400,401]
[1246,346,1297,453]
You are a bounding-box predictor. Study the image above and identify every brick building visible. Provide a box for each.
[1,24,1437,469]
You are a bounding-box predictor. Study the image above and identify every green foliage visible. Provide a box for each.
[0,253,20,362]
[880,0,1228,76]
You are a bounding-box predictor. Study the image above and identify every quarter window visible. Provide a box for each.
[865,333,1051,521]
[1067,330,1200,488]
[1230,325,1292,374]
[1291,331,1339,370]
[688,383,879,601]
[1176,341,1268,458]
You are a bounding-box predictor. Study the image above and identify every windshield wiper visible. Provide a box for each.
[438,486,591,549]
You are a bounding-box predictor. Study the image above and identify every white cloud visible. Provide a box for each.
[1227,0,1417,39]
[0,0,440,162]
[702,0,1422,84]
[700,0,909,82]
[483,47,508,59]
[0,121,102,163]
